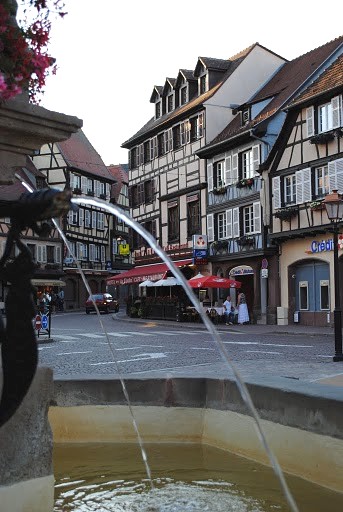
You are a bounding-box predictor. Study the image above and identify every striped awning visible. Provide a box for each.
[31,279,66,287]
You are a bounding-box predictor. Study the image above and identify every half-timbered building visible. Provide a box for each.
[31,129,116,309]
[269,53,343,326]
[115,44,286,291]
[197,36,343,324]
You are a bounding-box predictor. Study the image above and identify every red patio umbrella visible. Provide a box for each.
[188,274,242,289]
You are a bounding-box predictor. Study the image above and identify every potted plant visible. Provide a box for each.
[309,200,324,211]
[211,240,228,252]
[212,186,227,195]
[310,132,335,145]
[274,205,298,220]
[237,235,255,246]
[236,178,254,188]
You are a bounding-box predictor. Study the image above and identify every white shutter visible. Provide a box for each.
[78,208,84,227]
[42,245,47,263]
[252,145,260,173]
[225,209,233,239]
[85,210,91,227]
[253,202,261,233]
[232,207,240,238]
[328,161,337,192]
[70,173,75,189]
[101,246,105,262]
[67,210,73,225]
[224,156,232,185]
[76,242,82,260]
[81,176,87,193]
[92,211,97,228]
[112,239,118,254]
[272,176,281,209]
[37,245,42,262]
[302,168,312,203]
[331,95,341,129]
[207,163,213,192]
[106,183,110,199]
[306,106,315,137]
[232,153,238,182]
[95,181,100,197]
[296,170,303,204]
[207,214,214,242]
[336,158,343,194]
[55,246,61,263]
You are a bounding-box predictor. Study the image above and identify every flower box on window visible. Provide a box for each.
[211,240,228,252]
[309,132,335,144]
[86,190,94,196]
[212,186,227,195]
[309,200,325,211]
[73,187,82,195]
[237,235,255,246]
[99,193,107,200]
[274,205,298,220]
[236,178,254,188]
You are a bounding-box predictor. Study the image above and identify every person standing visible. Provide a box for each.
[223,295,234,325]
[237,290,249,325]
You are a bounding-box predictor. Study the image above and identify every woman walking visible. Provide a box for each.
[237,290,249,325]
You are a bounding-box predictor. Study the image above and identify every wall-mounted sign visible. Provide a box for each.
[230,265,254,276]
[261,268,268,278]
[192,234,208,250]
[193,248,208,265]
[307,238,343,254]
[119,243,130,256]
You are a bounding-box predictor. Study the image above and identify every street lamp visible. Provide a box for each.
[323,189,343,361]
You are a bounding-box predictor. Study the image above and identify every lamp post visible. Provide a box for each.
[323,189,343,362]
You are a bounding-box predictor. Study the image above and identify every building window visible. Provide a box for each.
[150,137,157,160]
[27,243,36,260]
[299,281,309,310]
[199,74,207,94]
[144,141,150,162]
[165,128,173,152]
[318,102,333,133]
[46,245,55,263]
[242,149,254,179]
[167,93,174,112]
[87,178,93,193]
[187,196,200,237]
[168,201,179,242]
[158,133,165,156]
[155,101,161,119]
[180,86,187,105]
[242,108,250,125]
[144,180,154,203]
[284,174,296,204]
[243,205,254,234]
[85,210,91,228]
[315,165,329,197]
[214,160,225,188]
[217,212,226,239]
[97,212,105,230]
[180,121,190,146]
[173,125,181,150]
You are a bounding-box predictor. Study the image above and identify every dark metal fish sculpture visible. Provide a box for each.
[0,188,72,427]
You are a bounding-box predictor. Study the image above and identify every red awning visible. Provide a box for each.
[107,259,192,286]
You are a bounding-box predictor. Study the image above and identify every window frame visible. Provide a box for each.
[315,165,329,197]
[284,174,297,205]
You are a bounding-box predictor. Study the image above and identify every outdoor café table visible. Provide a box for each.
[206,307,225,316]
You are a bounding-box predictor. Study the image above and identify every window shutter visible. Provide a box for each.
[101,246,105,262]
[37,245,42,262]
[224,156,232,185]
[252,145,260,173]
[336,158,343,193]
[328,160,337,192]
[55,246,61,263]
[207,214,214,242]
[306,106,315,137]
[95,181,100,197]
[85,210,91,227]
[76,242,82,260]
[232,153,238,182]
[78,208,84,227]
[106,183,110,198]
[331,95,341,129]
[272,176,281,209]
[81,176,87,193]
[302,168,312,203]
[42,245,47,263]
[296,170,303,204]
[207,163,213,192]
[232,207,240,238]
[112,239,118,254]
[92,211,97,229]
[89,244,95,261]
[253,202,261,233]
[225,209,233,238]
[68,210,73,225]
[70,173,75,189]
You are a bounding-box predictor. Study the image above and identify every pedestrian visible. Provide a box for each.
[58,289,64,311]
[223,295,234,325]
[237,290,249,324]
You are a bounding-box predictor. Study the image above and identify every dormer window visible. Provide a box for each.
[199,74,207,95]
[180,86,188,105]
[155,101,161,119]
[167,93,174,113]
[242,108,250,125]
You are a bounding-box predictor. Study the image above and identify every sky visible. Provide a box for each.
[30,0,343,167]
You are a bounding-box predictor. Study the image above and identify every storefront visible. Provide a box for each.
[279,235,342,326]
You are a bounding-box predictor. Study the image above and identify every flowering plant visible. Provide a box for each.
[0,0,66,103]
[308,200,324,211]
[236,178,254,188]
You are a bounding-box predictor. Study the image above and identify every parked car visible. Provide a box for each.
[85,293,119,314]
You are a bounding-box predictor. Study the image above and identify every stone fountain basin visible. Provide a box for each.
[1,369,343,511]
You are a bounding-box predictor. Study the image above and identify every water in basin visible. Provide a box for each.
[53,443,342,512]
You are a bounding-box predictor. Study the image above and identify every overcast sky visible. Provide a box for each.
[37,0,343,167]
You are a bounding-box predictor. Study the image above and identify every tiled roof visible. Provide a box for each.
[287,53,343,108]
[180,69,196,81]
[57,129,114,181]
[122,44,261,147]
[204,35,343,150]
[107,164,128,202]
[199,57,232,71]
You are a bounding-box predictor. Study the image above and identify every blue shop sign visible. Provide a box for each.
[311,239,334,253]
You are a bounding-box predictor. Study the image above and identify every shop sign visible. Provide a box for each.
[119,243,130,255]
[261,268,268,278]
[193,249,208,265]
[230,265,254,276]
[192,234,208,250]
